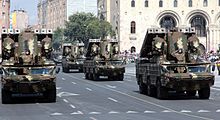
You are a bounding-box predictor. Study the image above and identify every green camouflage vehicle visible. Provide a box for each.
[0,29,60,103]
[83,39,125,81]
[62,41,85,72]
[136,28,214,99]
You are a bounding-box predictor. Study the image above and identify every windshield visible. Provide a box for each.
[4,67,54,76]
[31,68,50,74]
[188,66,207,73]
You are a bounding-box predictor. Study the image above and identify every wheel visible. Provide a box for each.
[139,77,147,95]
[45,85,56,103]
[198,87,210,99]
[93,73,99,81]
[79,68,83,73]
[118,74,124,81]
[156,81,168,99]
[187,90,197,96]
[2,89,12,104]
[85,73,89,79]
[147,85,157,97]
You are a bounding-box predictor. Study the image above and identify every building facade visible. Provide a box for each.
[0,0,10,31]
[38,0,97,30]
[98,0,220,53]
[11,10,29,30]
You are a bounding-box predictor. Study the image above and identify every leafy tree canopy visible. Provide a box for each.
[64,12,115,46]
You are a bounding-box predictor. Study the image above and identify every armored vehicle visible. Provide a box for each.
[136,28,214,99]
[0,29,60,103]
[83,39,125,81]
[62,41,85,72]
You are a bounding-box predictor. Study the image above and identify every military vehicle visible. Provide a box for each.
[0,28,60,103]
[62,41,85,72]
[83,39,125,81]
[136,27,214,99]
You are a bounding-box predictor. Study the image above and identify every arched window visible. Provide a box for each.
[159,0,163,7]
[188,0,192,7]
[131,0,135,7]
[174,0,178,7]
[203,0,208,7]
[190,15,206,37]
[131,21,136,34]
[160,16,176,30]
[145,0,149,7]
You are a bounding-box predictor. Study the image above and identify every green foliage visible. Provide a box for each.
[53,27,64,50]
[64,12,115,46]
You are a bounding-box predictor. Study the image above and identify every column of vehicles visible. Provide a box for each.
[61,39,126,81]
[0,28,60,104]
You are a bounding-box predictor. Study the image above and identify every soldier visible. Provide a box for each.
[42,35,52,59]
[3,36,15,60]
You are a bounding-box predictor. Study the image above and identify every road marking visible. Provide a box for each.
[71,111,83,115]
[72,82,77,85]
[126,111,138,114]
[216,109,220,112]
[63,99,69,103]
[86,88,93,91]
[117,81,124,83]
[89,112,101,115]
[89,117,97,120]
[144,110,156,113]
[198,110,210,113]
[108,97,118,103]
[50,112,63,116]
[162,110,173,113]
[180,110,192,113]
[57,92,79,97]
[211,87,220,91]
[56,87,62,90]
[64,73,213,120]
[106,85,116,89]
[62,78,65,80]
[108,111,120,114]
[70,104,76,109]
[127,79,132,82]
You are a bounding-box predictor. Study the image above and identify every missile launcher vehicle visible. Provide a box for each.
[0,29,60,103]
[62,41,85,72]
[136,28,214,99]
[83,39,125,81]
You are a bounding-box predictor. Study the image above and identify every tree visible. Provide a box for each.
[53,27,64,50]
[64,12,115,46]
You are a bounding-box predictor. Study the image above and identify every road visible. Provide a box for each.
[1,63,220,120]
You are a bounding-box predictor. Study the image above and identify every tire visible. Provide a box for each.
[85,73,89,79]
[2,89,12,104]
[118,74,124,81]
[93,73,99,81]
[139,77,147,95]
[147,85,157,97]
[198,87,210,99]
[45,85,56,103]
[156,81,168,99]
[187,90,197,96]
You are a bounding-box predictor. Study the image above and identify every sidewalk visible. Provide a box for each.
[213,68,220,88]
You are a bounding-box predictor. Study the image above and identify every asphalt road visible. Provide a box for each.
[1,63,220,120]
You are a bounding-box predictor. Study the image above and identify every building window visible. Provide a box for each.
[131,21,136,34]
[188,0,192,7]
[131,0,135,7]
[203,0,208,7]
[160,16,176,30]
[145,0,149,7]
[174,0,178,7]
[190,15,206,37]
[159,0,163,7]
